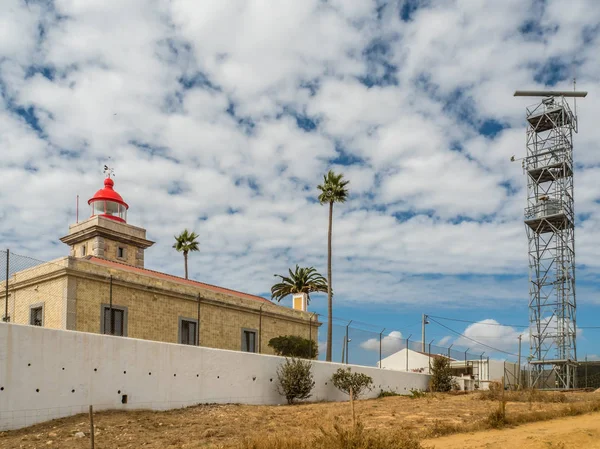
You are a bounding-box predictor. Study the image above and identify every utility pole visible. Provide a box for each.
[517,334,522,389]
[421,314,428,352]
[345,320,352,364]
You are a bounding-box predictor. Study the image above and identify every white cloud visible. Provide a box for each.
[454,319,523,355]
[438,336,452,347]
[1,0,600,314]
[360,330,403,355]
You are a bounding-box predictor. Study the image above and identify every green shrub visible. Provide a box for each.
[429,356,454,392]
[409,389,426,399]
[378,389,401,398]
[268,335,317,359]
[276,358,315,404]
[331,368,374,399]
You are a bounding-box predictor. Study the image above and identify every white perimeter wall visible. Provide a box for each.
[0,323,430,431]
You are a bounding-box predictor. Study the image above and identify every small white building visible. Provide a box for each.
[379,348,520,390]
[378,348,441,374]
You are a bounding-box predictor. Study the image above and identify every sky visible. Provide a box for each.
[1,0,600,365]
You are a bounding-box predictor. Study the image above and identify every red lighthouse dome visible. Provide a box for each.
[88,177,129,223]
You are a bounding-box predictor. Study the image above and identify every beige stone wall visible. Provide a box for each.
[73,276,318,354]
[69,258,312,324]
[2,256,319,355]
[101,237,139,266]
[0,259,70,326]
[2,276,67,329]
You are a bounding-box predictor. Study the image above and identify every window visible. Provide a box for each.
[241,328,258,353]
[101,305,128,336]
[30,306,43,326]
[81,245,87,256]
[117,247,125,258]
[179,318,198,345]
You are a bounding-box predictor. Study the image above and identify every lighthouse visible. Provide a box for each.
[60,174,154,267]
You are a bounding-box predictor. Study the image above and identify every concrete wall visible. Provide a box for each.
[0,323,430,431]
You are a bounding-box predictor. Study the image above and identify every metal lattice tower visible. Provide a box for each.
[515,89,587,389]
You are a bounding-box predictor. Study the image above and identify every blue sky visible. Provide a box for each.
[1,0,600,365]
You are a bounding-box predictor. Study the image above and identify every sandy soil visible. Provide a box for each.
[0,392,597,448]
[422,412,600,448]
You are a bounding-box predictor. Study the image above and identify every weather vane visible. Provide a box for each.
[103,161,115,179]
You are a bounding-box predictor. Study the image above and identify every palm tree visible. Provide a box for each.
[173,229,200,279]
[317,170,349,362]
[271,265,329,303]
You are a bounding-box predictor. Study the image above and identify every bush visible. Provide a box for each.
[429,356,454,392]
[276,358,315,404]
[331,368,374,399]
[409,389,427,399]
[268,335,317,359]
[378,389,401,398]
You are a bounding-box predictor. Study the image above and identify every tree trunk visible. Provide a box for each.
[184,251,189,279]
[326,201,333,362]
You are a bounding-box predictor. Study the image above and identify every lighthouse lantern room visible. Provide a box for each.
[88,177,128,223]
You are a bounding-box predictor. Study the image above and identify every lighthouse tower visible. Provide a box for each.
[60,174,154,267]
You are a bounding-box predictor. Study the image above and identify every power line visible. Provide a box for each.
[428,315,528,328]
[428,314,600,330]
[427,317,520,357]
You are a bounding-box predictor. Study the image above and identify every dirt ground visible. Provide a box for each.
[422,412,600,448]
[0,392,598,448]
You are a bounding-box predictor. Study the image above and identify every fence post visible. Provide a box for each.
[378,328,385,368]
[345,320,352,364]
[405,335,412,371]
[3,249,8,322]
[428,339,434,373]
[89,405,95,449]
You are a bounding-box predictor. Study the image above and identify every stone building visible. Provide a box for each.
[1,175,318,354]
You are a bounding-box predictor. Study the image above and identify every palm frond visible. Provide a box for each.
[173,228,201,253]
[271,265,329,303]
[317,170,349,204]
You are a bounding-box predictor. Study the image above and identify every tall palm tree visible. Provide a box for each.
[271,265,329,303]
[317,170,349,362]
[173,229,200,279]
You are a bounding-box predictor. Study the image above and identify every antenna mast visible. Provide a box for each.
[513,88,587,389]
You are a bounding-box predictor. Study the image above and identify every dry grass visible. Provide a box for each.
[476,384,570,403]
[1,391,599,448]
[239,422,423,449]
